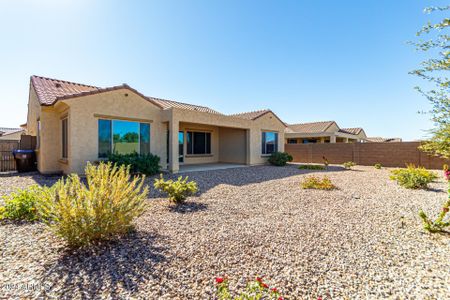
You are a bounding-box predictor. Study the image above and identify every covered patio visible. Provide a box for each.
[178,163,247,173]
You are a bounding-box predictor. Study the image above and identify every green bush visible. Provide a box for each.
[298,164,326,170]
[154,174,198,204]
[301,175,335,190]
[343,161,356,169]
[268,152,293,166]
[374,163,382,169]
[0,185,45,221]
[39,162,148,248]
[390,164,438,189]
[108,152,160,175]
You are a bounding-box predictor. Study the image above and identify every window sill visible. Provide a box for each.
[185,154,213,158]
[59,158,68,164]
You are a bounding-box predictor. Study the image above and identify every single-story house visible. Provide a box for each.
[26,75,286,174]
[0,127,25,140]
[285,121,367,144]
[366,137,402,143]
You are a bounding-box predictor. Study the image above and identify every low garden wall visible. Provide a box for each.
[285,142,450,169]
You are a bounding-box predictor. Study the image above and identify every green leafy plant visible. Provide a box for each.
[268,152,293,166]
[108,152,161,175]
[298,164,326,170]
[39,162,148,248]
[419,165,450,232]
[215,276,283,300]
[154,174,198,204]
[0,185,46,221]
[410,7,450,232]
[343,161,356,169]
[374,163,382,169]
[389,164,438,189]
[301,175,335,190]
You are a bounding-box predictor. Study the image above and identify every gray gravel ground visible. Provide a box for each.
[1,165,449,299]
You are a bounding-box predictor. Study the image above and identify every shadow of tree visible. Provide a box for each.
[38,230,167,299]
[168,201,208,214]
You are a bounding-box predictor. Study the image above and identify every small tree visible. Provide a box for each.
[411,6,450,232]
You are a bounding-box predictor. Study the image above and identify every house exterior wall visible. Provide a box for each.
[61,89,168,174]
[0,131,24,141]
[28,85,286,174]
[218,127,247,164]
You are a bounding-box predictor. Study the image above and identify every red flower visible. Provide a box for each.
[215,277,224,284]
[256,277,263,283]
[262,283,269,289]
[278,297,284,300]
[443,207,449,213]
[271,287,278,293]
[318,298,322,300]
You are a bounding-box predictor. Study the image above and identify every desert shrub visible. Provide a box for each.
[154,174,198,204]
[298,164,326,170]
[0,185,46,221]
[419,165,450,232]
[108,152,160,175]
[343,161,356,169]
[390,164,438,189]
[374,163,382,169]
[39,162,148,248]
[301,176,335,190]
[216,276,283,300]
[268,152,293,166]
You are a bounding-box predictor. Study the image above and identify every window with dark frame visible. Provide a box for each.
[98,119,151,158]
[287,138,297,144]
[262,131,278,155]
[62,118,68,159]
[186,131,211,155]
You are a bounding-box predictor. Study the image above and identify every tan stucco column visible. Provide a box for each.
[320,137,325,143]
[344,137,349,143]
[330,135,336,143]
[168,120,179,173]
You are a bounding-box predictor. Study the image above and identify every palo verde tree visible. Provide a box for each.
[410,6,450,232]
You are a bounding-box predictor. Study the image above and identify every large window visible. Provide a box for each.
[62,118,68,158]
[98,119,150,158]
[187,131,211,155]
[262,131,278,155]
[287,139,297,144]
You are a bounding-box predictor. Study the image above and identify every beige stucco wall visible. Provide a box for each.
[61,89,168,174]
[218,127,247,164]
[28,83,286,174]
[0,131,24,141]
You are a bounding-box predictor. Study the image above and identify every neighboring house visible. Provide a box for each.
[366,137,402,143]
[285,121,367,144]
[0,127,24,140]
[26,76,286,174]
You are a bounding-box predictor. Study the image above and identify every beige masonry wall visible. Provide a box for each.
[61,89,168,174]
[218,127,247,164]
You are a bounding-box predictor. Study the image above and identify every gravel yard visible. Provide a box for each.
[1,165,449,299]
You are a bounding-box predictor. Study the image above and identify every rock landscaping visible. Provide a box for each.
[1,165,449,299]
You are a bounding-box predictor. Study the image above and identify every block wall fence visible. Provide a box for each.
[285,142,450,170]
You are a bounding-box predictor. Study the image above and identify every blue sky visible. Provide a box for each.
[0,0,447,140]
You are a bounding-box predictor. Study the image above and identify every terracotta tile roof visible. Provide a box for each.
[230,109,287,126]
[149,97,222,114]
[366,137,402,143]
[31,75,100,105]
[339,127,363,135]
[230,109,271,120]
[287,121,336,133]
[0,127,24,136]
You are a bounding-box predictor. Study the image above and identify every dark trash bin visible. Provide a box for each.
[12,150,37,172]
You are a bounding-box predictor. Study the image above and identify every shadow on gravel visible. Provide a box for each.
[39,230,167,299]
[168,202,208,214]
[147,165,347,198]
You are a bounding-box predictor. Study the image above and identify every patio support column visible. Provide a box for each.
[320,137,325,143]
[168,120,179,173]
[344,137,349,143]
[330,135,336,143]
